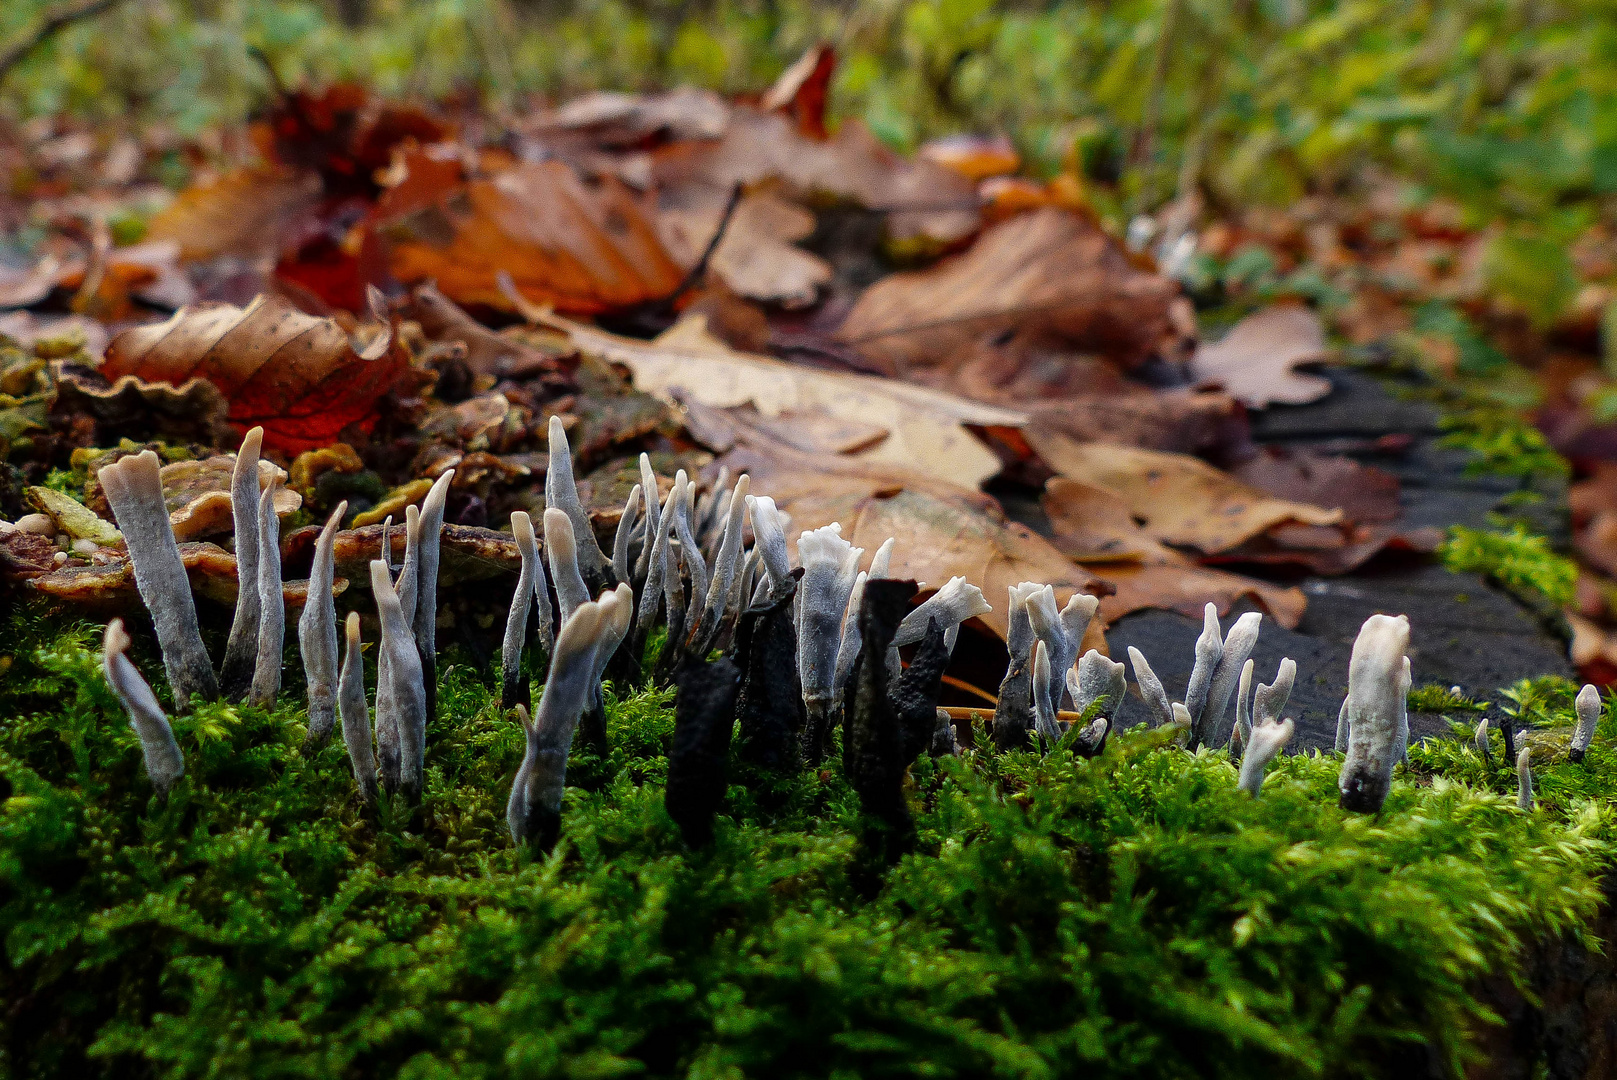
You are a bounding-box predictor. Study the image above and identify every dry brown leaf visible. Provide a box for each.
[144,167,323,262]
[1028,430,1341,554]
[1191,304,1333,408]
[100,294,409,454]
[536,309,1025,489]
[538,86,730,145]
[835,208,1190,379]
[1229,446,1400,524]
[403,282,566,378]
[379,159,684,315]
[1041,477,1307,628]
[650,105,979,250]
[657,191,832,308]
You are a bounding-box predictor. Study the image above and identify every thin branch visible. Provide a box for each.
[0,0,126,82]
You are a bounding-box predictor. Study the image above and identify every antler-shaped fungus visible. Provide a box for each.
[98,450,218,707]
[1337,613,1411,813]
[103,619,185,798]
[220,426,264,699]
[502,511,540,709]
[299,502,347,744]
[1127,646,1174,728]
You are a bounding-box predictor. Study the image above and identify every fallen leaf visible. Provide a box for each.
[144,167,324,262]
[835,208,1190,379]
[1229,446,1400,523]
[1027,430,1341,554]
[656,191,831,308]
[537,86,730,146]
[99,294,410,454]
[535,309,1025,489]
[1191,304,1333,408]
[759,44,835,138]
[378,159,684,315]
[1023,390,1248,456]
[650,105,980,250]
[403,282,567,378]
[1041,476,1307,628]
[918,134,1020,182]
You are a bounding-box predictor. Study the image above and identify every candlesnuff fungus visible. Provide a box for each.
[1475,717,1493,769]
[796,524,863,760]
[888,618,951,763]
[298,502,348,744]
[691,474,750,655]
[371,558,428,799]
[502,511,540,710]
[734,567,805,771]
[665,657,741,847]
[545,415,611,589]
[1572,683,1600,763]
[248,480,285,709]
[98,450,218,707]
[413,469,454,722]
[635,485,677,644]
[1337,613,1412,813]
[1231,660,1255,756]
[102,619,185,798]
[1127,646,1174,727]
[395,504,422,628]
[544,507,591,622]
[612,484,641,588]
[992,582,1043,752]
[1023,586,1098,708]
[671,473,710,616]
[1032,640,1062,747]
[578,583,635,757]
[931,708,959,757]
[1517,745,1534,811]
[746,494,792,598]
[220,426,265,699]
[338,612,377,804]
[894,576,994,654]
[832,570,869,700]
[1072,649,1126,724]
[1195,610,1262,750]
[507,599,610,851]
[1253,658,1296,728]
[842,579,927,862]
[1238,717,1294,796]
[633,453,661,581]
[1182,604,1222,744]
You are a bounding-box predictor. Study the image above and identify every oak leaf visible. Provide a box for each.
[1191,304,1333,408]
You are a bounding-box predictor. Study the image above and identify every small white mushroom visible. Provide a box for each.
[1238,717,1294,796]
[1182,603,1222,741]
[1475,717,1493,769]
[1572,683,1601,763]
[103,619,185,797]
[338,612,377,804]
[1127,646,1174,727]
[502,511,540,706]
[1517,744,1534,811]
[612,484,642,587]
[1232,658,1255,754]
[298,502,347,744]
[248,480,284,709]
[1337,613,1412,813]
[545,415,609,580]
[1032,639,1063,747]
[220,426,265,698]
[544,507,591,623]
[371,558,428,799]
[507,599,611,848]
[1074,649,1126,723]
[633,453,662,581]
[98,450,218,706]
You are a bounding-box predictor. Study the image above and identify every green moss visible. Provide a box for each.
[0,612,1610,1078]
[1437,524,1578,608]
[1407,683,1486,713]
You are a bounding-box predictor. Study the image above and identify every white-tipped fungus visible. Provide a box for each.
[545,415,609,579]
[1032,639,1063,747]
[1197,611,1261,749]
[634,453,661,580]
[220,426,265,697]
[1238,717,1294,796]
[612,484,642,587]
[371,558,428,798]
[1475,717,1493,768]
[796,525,861,755]
[338,612,377,804]
[1074,649,1126,722]
[1337,613,1412,813]
[1232,658,1255,754]
[248,481,284,709]
[1127,646,1175,728]
[637,486,677,639]
[693,474,749,652]
[298,502,347,744]
[1183,603,1222,741]
[745,494,791,593]
[412,469,453,718]
[832,570,870,697]
[98,450,218,706]
[395,503,421,627]
[1253,658,1296,729]
[503,511,540,705]
[1517,744,1534,811]
[103,619,185,797]
[544,507,591,622]
[507,600,610,848]
[894,576,993,651]
[1572,683,1601,762]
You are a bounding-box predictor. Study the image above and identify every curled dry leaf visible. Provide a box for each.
[539,309,1025,490]
[378,160,684,314]
[143,167,324,262]
[835,208,1192,380]
[1041,477,1306,629]
[1028,430,1341,555]
[657,191,832,308]
[100,294,409,454]
[1191,304,1334,409]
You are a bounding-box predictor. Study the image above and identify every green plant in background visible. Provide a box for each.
[1407,682,1487,713]
[0,609,1613,1077]
[1438,523,1578,608]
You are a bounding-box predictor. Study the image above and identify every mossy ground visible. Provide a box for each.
[1,611,1614,1079]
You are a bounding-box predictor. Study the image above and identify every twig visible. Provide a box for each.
[660,180,746,310]
[0,0,126,82]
